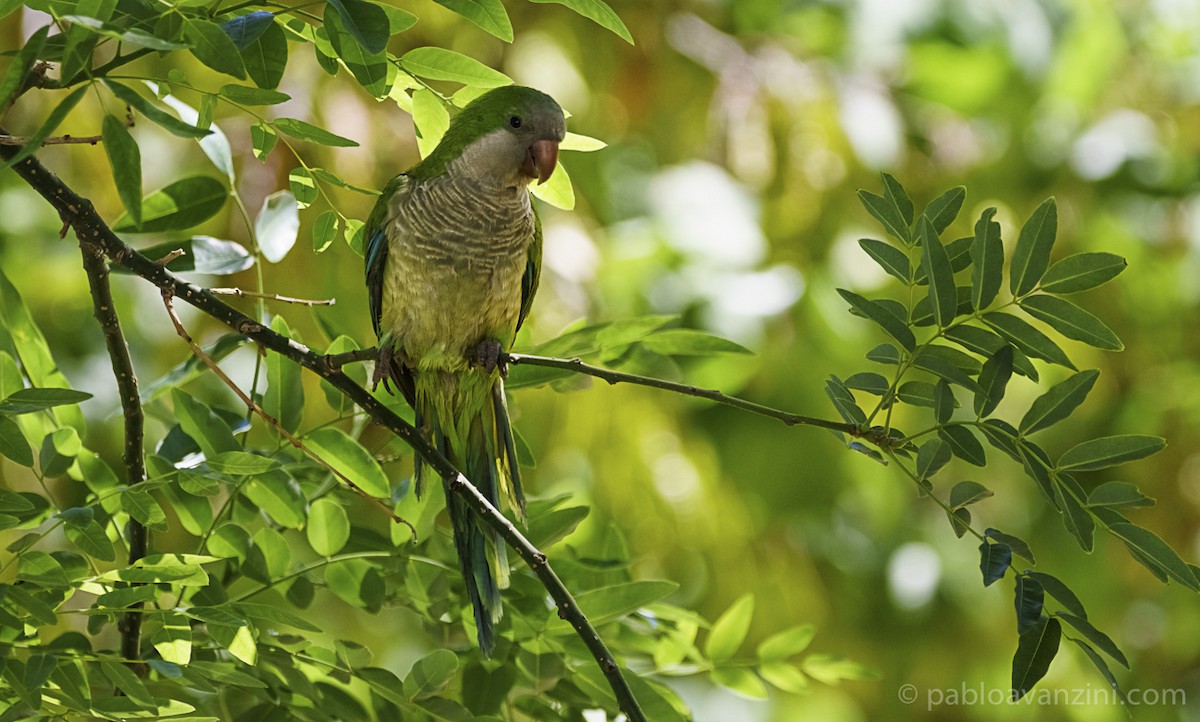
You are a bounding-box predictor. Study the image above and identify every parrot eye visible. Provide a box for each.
[509,116,522,129]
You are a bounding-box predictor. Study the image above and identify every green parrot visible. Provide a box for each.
[363,85,566,655]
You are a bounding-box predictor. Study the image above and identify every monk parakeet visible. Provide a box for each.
[364,85,565,655]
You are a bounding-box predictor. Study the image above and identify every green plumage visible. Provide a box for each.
[364,86,564,655]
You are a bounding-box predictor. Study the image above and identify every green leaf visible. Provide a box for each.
[911,351,979,392]
[866,343,901,365]
[263,316,303,433]
[932,379,955,424]
[1019,369,1100,435]
[710,666,767,700]
[825,376,866,425]
[985,528,1035,563]
[2,86,87,169]
[1040,252,1127,294]
[973,346,1013,417]
[251,121,277,159]
[944,325,1038,380]
[896,381,935,407]
[1068,638,1128,706]
[1012,616,1060,701]
[100,660,154,706]
[171,388,239,459]
[274,117,359,147]
[922,186,965,233]
[837,289,915,351]
[304,428,391,498]
[939,426,985,466]
[1054,480,1095,552]
[401,47,511,87]
[0,416,31,467]
[103,79,209,139]
[325,557,385,611]
[241,19,288,89]
[411,87,450,158]
[312,210,340,253]
[152,611,192,665]
[184,19,246,79]
[758,662,810,695]
[256,190,300,263]
[434,0,513,41]
[0,387,92,415]
[206,451,278,475]
[857,238,909,283]
[843,372,890,396]
[404,649,458,700]
[221,11,274,49]
[916,439,951,480]
[1087,481,1154,509]
[704,593,754,662]
[288,166,317,208]
[123,236,252,275]
[641,329,751,356]
[63,515,115,561]
[1057,435,1166,471]
[1056,613,1128,668]
[102,114,141,226]
[857,191,909,244]
[326,0,390,54]
[207,522,251,563]
[218,84,290,106]
[529,159,575,210]
[547,580,678,632]
[1019,295,1122,351]
[979,540,1011,587]
[0,26,48,112]
[800,654,877,685]
[1108,522,1200,590]
[1010,198,1057,297]
[325,3,389,96]
[525,505,589,548]
[949,480,992,509]
[1014,575,1044,634]
[1026,572,1085,617]
[243,471,305,529]
[113,176,227,233]
[756,624,815,662]
[307,497,350,556]
[39,427,79,477]
[982,312,1075,370]
[970,207,1003,310]
[120,488,168,530]
[918,218,957,327]
[528,0,634,44]
[233,601,322,632]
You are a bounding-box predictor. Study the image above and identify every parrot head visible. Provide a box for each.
[413,85,566,187]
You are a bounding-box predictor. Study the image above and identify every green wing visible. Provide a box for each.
[516,206,542,333]
[364,175,407,338]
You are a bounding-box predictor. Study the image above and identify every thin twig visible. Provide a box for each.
[209,287,336,306]
[322,347,378,371]
[158,292,415,539]
[0,133,103,146]
[76,239,147,676]
[3,142,646,722]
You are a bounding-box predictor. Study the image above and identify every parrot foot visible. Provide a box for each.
[372,345,396,392]
[471,338,507,378]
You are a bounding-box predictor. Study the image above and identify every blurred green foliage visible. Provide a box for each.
[0,0,1198,720]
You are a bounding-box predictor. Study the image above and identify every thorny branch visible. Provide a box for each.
[2,146,648,722]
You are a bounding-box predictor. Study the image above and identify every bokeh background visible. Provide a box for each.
[1,0,1199,720]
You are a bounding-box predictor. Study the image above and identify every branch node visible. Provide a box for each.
[156,248,185,266]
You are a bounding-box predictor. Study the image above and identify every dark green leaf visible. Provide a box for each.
[1019,369,1100,435]
[241,17,288,89]
[947,507,971,537]
[0,387,92,415]
[218,84,289,106]
[857,238,909,283]
[1026,572,1086,617]
[434,0,513,41]
[641,329,751,355]
[325,557,385,611]
[171,388,239,459]
[932,379,954,424]
[1054,481,1095,552]
[0,417,32,466]
[525,505,588,548]
[63,516,115,561]
[1012,616,1060,701]
[312,210,340,253]
[1010,198,1057,297]
[916,439,951,480]
[939,426,985,466]
[944,324,1038,380]
[979,540,1011,587]
[1018,441,1058,505]
[866,342,901,365]
[0,26,48,112]
[1057,613,1128,668]
[305,428,390,497]
[843,372,890,395]
[1087,481,1154,509]
[881,172,913,224]
[527,0,634,44]
[919,218,958,327]
[326,0,390,54]
[401,47,512,87]
[896,381,936,407]
[910,286,972,326]
[274,117,359,147]
[1058,435,1166,471]
[103,80,209,139]
[837,289,915,351]
[1019,295,1122,351]
[101,114,141,226]
[3,86,87,169]
[911,351,978,392]
[220,10,274,49]
[1108,522,1200,590]
[1014,576,1044,634]
[922,186,965,233]
[856,190,909,244]
[825,376,866,425]
[404,649,458,700]
[949,480,992,508]
[1068,638,1128,706]
[184,19,246,79]
[982,312,1075,369]
[325,3,389,96]
[39,427,79,477]
[113,176,227,233]
[974,346,1013,417]
[970,207,1003,310]
[1040,252,1127,294]
[985,528,1035,563]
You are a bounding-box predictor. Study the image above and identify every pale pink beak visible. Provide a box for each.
[522,139,560,185]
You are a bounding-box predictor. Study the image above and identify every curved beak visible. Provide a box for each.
[521,139,560,185]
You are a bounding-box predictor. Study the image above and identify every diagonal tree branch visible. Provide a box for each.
[76,237,147,675]
[2,147,648,722]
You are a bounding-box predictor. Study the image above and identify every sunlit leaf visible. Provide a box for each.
[114,176,227,233]
[304,428,391,498]
[256,190,300,263]
[307,497,350,556]
[274,118,359,147]
[326,0,390,53]
[184,19,246,79]
[705,593,754,662]
[528,0,634,44]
